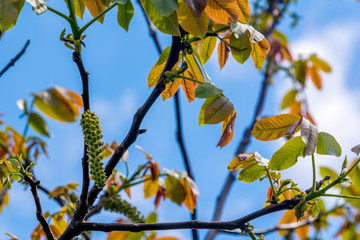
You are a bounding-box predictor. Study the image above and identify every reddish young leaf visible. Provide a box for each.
[217,111,236,148]
[161,78,181,100]
[308,66,322,89]
[217,40,230,70]
[181,78,196,103]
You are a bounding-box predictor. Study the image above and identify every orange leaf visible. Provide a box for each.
[181,78,196,103]
[296,223,309,240]
[217,40,230,70]
[179,178,197,212]
[144,175,159,199]
[85,0,106,23]
[251,38,270,70]
[205,0,240,25]
[217,111,236,148]
[161,78,181,100]
[185,54,205,83]
[289,101,302,115]
[237,0,251,23]
[177,0,208,38]
[308,66,322,89]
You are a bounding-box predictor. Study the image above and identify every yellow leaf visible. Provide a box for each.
[278,210,297,235]
[75,0,85,19]
[31,224,45,240]
[228,153,255,170]
[181,76,196,103]
[185,54,205,83]
[66,89,84,108]
[85,0,106,23]
[289,101,301,115]
[308,66,322,89]
[199,36,217,65]
[237,0,251,23]
[217,111,236,148]
[204,96,234,124]
[179,178,197,212]
[177,0,208,38]
[49,224,63,238]
[107,230,129,240]
[205,0,240,25]
[217,40,230,70]
[251,38,270,70]
[310,54,331,73]
[144,175,159,199]
[251,114,301,141]
[161,78,181,100]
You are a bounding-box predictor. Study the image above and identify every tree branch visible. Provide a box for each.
[0,40,30,78]
[24,176,55,240]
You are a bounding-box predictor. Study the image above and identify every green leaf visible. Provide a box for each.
[195,83,223,99]
[269,136,305,171]
[0,0,25,32]
[74,0,85,19]
[164,175,186,205]
[204,96,234,125]
[300,118,318,156]
[150,0,178,16]
[294,60,307,84]
[251,114,301,141]
[26,0,47,15]
[316,132,342,157]
[238,163,266,183]
[280,89,297,110]
[319,166,338,182]
[112,0,127,3]
[145,212,157,223]
[199,36,217,65]
[140,0,180,36]
[230,32,252,64]
[198,95,218,125]
[117,0,134,31]
[228,153,255,170]
[28,112,50,137]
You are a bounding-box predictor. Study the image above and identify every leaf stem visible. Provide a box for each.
[47,6,73,23]
[322,193,360,200]
[170,73,204,84]
[311,154,316,193]
[79,3,118,35]
[265,167,277,198]
[247,231,258,240]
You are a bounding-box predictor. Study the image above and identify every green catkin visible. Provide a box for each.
[80,110,106,188]
[102,195,145,223]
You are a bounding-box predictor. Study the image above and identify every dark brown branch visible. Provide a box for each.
[0,40,30,78]
[25,176,55,240]
[58,36,182,240]
[72,52,91,220]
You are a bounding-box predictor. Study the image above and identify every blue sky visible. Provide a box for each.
[1,0,360,239]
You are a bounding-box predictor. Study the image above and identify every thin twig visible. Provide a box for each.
[25,176,55,240]
[0,40,30,78]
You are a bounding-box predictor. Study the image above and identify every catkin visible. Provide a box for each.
[102,195,145,223]
[80,110,106,188]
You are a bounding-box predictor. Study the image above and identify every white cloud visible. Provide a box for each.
[279,22,360,194]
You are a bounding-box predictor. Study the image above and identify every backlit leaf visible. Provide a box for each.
[251,114,301,141]
[300,118,318,156]
[310,54,331,73]
[177,0,208,38]
[144,174,159,199]
[195,82,223,98]
[294,60,307,84]
[164,175,186,205]
[316,132,341,157]
[217,40,230,70]
[230,32,252,64]
[150,0,178,16]
[319,166,338,182]
[204,96,234,124]
[32,86,81,122]
[26,0,47,15]
[179,177,198,212]
[269,136,305,171]
[308,66,322,89]
[28,112,50,137]
[237,0,250,23]
[75,0,85,19]
[181,74,196,102]
[280,89,297,110]
[146,212,157,223]
[0,0,25,31]
[141,0,180,36]
[183,0,206,17]
[85,0,106,23]
[161,78,181,100]
[228,153,255,170]
[251,38,270,70]
[238,163,266,183]
[117,0,134,31]
[148,46,171,88]
[198,96,218,125]
[217,111,236,148]
[205,0,240,25]
[200,36,217,65]
[185,54,205,83]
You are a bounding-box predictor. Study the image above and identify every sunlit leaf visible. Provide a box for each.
[117,0,134,31]
[85,0,106,23]
[280,89,297,110]
[230,21,264,43]
[237,0,250,23]
[177,0,208,38]
[251,114,301,141]
[251,38,270,70]
[238,163,266,183]
[308,66,322,89]
[254,151,269,167]
[205,0,240,25]
[300,118,318,156]
[141,0,180,36]
[0,0,25,32]
[179,177,198,212]
[161,78,181,100]
[74,0,85,19]
[183,0,206,17]
[269,136,305,171]
[144,174,159,199]
[28,112,50,137]
[228,153,255,170]
[310,54,331,73]
[148,46,171,88]
[217,40,230,70]
[181,73,196,103]
[185,54,205,83]
[204,96,234,124]
[217,111,236,148]
[316,132,341,157]
[200,36,217,65]
[230,32,252,64]
[198,96,218,125]
[164,175,186,205]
